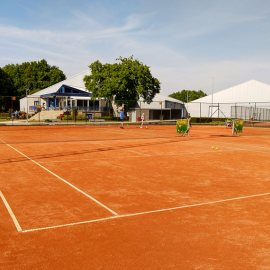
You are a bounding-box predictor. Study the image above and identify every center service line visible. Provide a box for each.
[0,139,118,216]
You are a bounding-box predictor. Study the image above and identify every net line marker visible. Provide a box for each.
[0,138,118,216]
[21,191,270,233]
[0,190,22,232]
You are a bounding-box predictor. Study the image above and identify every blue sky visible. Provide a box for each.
[1,0,270,96]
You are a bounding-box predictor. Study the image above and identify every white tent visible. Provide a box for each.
[186,80,270,120]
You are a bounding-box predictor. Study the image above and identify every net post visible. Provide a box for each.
[232,119,235,136]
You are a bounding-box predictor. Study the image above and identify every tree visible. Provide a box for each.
[2,59,66,97]
[0,67,15,96]
[83,56,161,110]
[169,89,207,102]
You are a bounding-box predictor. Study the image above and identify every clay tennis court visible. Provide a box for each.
[1,123,270,269]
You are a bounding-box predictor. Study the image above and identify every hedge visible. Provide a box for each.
[58,115,89,121]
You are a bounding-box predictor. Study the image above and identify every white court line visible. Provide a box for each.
[0,138,118,216]
[0,190,22,232]
[38,149,235,164]
[197,138,270,150]
[186,140,270,155]
[21,191,270,233]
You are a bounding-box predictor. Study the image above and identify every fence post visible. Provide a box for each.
[218,103,219,125]
[241,106,242,119]
[93,99,95,121]
[200,102,202,123]
[39,97,40,125]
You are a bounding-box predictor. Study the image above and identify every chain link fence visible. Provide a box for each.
[186,102,270,122]
[1,95,270,125]
[0,96,184,124]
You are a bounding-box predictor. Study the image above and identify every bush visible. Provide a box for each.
[72,108,78,120]
[62,115,73,120]
[94,116,117,121]
[0,113,9,118]
[76,115,88,121]
[189,117,226,124]
[8,108,13,117]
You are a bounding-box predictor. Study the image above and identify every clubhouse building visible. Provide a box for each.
[20,70,184,121]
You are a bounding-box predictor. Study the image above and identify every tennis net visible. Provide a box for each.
[0,119,183,144]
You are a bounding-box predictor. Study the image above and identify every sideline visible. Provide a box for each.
[0,190,22,232]
[0,138,118,216]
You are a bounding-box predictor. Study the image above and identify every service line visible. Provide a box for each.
[21,191,270,233]
[38,149,234,164]
[186,140,270,155]
[0,190,22,232]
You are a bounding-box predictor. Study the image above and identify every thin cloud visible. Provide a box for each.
[1,0,270,97]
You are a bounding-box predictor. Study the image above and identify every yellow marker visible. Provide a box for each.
[212,146,214,149]
[216,147,218,150]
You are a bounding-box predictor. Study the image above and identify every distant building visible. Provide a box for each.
[20,70,109,119]
[20,70,184,121]
[186,80,270,120]
[129,94,184,122]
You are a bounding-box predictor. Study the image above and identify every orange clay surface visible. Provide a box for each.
[1,124,270,269]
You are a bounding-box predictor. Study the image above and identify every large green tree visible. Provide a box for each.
[169,90,207,102]
[83,56,161,109]
[0,67,15,96]
[1,59,66,97]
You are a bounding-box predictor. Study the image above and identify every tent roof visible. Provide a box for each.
[191,80,270,103]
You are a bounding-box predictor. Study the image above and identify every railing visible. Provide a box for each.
[64,106,109,112]
[29,106,109,112]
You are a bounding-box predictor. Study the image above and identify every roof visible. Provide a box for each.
[154,93,184,103]
[139,93,183,104]
[31,70,91,96]
[191,80,270,103]
[39,84,91,98]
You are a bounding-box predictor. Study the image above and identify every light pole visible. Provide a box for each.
[25,88,30,122]
[209,77,214,116]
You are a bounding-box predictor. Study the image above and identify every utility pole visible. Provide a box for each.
[25,88,30,123]
[209,77,214,116]
[187,90,189,116]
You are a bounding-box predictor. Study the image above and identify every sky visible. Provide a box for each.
[1,0,270,96]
